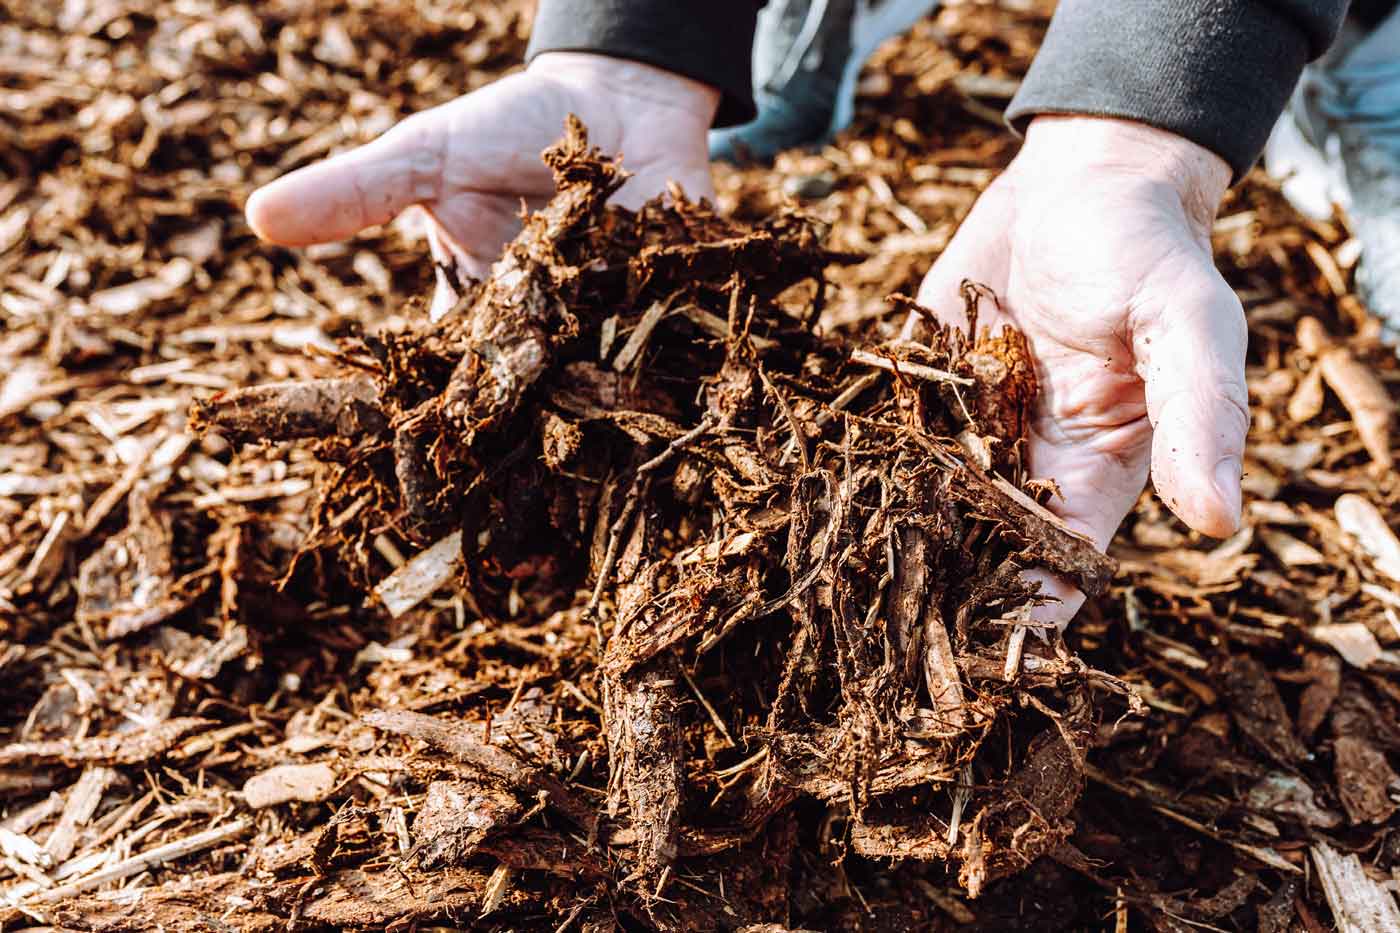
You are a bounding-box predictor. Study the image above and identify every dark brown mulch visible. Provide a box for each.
[1,2,1398,931]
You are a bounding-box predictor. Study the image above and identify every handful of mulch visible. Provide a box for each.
[194,118,1129,929]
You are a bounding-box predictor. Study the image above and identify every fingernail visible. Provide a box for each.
[1212,455,1243,512]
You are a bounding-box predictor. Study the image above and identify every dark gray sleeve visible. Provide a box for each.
[1006,0,1351,182]
[526,0,761,127]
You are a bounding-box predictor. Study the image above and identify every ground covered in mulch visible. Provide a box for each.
[2,2,1399,931]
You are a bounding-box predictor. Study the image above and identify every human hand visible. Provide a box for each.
[245,53,720,318]
[906,116,1248,627]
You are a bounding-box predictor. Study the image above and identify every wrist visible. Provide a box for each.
[528,52,721,129]
[1021,116,1231,229]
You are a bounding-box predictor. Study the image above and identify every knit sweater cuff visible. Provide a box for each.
[527,0,759,128]
[1006,0,1318,182]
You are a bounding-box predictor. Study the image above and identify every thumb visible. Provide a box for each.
[246,113,444,246]
[1136,271,1250,538]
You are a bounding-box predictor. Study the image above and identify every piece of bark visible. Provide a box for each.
[412,779,522,869]
[604,660,684,876]
[443,116,624,439]
[1333,735,1399,825]
[1310,842,1400,933]
[849,814,952,860]
[945,464,1116,597]
[887,524,929,682]
[1215,655,1310,766]
[1246,773,1342,828]
[1256,877,1300,933]
[1298,653,1343,741]
[362,708,596,835]
[189,376,385,445]
[77,481,195,639]
[0,718,213,767]
[242,762,338,809]
[958,707,1090,897]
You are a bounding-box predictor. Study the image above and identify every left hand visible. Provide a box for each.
[244,53,719,318]
[907,115,1249,627]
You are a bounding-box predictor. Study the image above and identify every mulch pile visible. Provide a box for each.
[2,2,1399,931]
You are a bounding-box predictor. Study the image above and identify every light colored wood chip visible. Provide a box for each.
[611,299,669,373]
[373,531,463,618]
[479,862,513,917]
[0,827,50,871]
[1311,842,1400,933]
[44,766,115,863]
[1258,529,1326,566]
[1337,493,1400,582]
[25,818,251,905]
[242,762,337,809]
[88,258,193,315]
[1311,622,1383,669]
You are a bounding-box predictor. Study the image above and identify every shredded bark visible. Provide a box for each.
[2,3,1398,930]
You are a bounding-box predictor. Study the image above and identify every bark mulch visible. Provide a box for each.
[1,2,1398,931]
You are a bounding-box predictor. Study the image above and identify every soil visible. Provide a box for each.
[2,2,1399,931]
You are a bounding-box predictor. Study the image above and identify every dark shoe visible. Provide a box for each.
[710,0,937,162]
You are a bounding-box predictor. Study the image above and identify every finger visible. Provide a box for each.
[1021,427,1151,631]
[1135,273,1250,538]
[906,182,1014,338]
[426,222,465,323]
[246,114,444,246]
[1023,569,1087,635]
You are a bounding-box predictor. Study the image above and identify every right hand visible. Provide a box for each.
[245,53,720,318]
[906,116,1248,629]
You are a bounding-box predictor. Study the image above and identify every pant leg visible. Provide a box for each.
[1351,0,1399,30]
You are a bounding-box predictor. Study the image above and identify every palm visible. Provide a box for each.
[910,122,1248,624]
[246,56,718,314]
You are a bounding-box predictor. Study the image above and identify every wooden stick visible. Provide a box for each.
[27,818,251,904]
[850,348,974,386]
[586,416,716,618]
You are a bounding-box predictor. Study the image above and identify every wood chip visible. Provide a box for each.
[44,766,115,863]
[25,818,251,906]
[1336,493,1400,582]
[1310,842,1400,933]
[373,531,463,618]
[242,762,338,809]
[1311,623,1383,669]
[0,718,213,767]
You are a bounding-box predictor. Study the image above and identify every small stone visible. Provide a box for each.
[782,172,837,200]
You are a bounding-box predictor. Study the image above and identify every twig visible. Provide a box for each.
[26,818,251,904]
[758,366,810,473]
[850,348,974,386]
[681,668,736,749]
[779,372,877,467]
[586,416,717,619]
